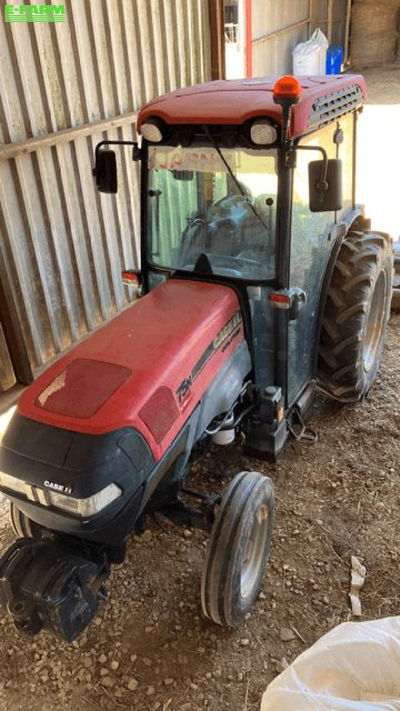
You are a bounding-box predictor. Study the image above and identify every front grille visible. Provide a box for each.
[308,84,363,130]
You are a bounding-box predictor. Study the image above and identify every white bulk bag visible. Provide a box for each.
[293,28,329,75]
[261,617,400,710]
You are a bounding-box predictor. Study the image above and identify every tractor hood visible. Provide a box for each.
[18,279,244,461]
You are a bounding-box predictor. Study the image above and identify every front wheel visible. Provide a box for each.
[201,471,275,627]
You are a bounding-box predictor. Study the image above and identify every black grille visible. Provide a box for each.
[308,84,363,130]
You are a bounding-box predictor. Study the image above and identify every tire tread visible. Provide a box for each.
[201,472,275,627]
[318,230,393,402]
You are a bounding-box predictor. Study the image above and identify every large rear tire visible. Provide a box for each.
[318,230,393,402]
[201,471,275,627]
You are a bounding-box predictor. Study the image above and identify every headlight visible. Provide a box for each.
[141,118,163,142]
[0,471,29,496]
[0,470,122,518]
[250,120,277,146]
[47,484,122,517]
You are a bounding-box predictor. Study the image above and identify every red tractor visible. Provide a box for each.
[0,75,393,641]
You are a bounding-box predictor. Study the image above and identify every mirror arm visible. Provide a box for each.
[92,140,141,177]
[296,144,329,192]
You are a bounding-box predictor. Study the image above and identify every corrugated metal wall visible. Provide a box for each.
[251,0,311,76]
[0,0,211,387]
[251,0,349,77]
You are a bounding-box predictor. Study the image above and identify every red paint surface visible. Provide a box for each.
[137,74,366,139]
[18,280,242,461]
[245,0,252,78]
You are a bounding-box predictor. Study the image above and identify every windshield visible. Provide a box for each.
[146,145,278,280]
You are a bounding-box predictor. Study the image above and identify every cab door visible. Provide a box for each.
[288,124,339,404]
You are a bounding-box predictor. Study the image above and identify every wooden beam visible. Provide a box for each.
[208,0,225,80]
[253,18,312,46]
[344,0,352,65]
[0,111,137,161]
[245,0,252,77]
[309,0,314,37]
[327,0,334,44]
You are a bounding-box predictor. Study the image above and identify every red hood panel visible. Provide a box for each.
[18,280,243,461]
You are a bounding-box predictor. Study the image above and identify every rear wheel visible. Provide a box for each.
[201,471,275,627]
[318,230,393,402]
[9,502,43,538]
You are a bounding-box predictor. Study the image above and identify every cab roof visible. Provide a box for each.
[137,74,367,139]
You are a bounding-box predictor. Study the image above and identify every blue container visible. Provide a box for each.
[326,46,343,74]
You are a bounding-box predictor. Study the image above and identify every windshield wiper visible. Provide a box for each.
[203,126,269,231]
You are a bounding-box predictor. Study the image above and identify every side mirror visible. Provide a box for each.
[308,158,342,212]
[93,149,117,193]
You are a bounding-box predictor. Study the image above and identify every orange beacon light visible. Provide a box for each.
[273,75,302,106]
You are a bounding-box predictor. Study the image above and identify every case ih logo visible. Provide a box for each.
[44,480,72,495]
[5,5,65,22]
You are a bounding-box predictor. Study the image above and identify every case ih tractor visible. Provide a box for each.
[0,75,393,641]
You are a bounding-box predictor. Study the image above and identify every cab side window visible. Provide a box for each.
[288,125,337,403]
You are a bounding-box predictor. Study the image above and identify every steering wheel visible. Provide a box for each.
[180,212,207,264]
[208,193,251,215]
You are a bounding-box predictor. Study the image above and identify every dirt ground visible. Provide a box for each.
[0,67,399,711]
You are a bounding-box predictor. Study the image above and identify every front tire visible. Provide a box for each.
[201,471,275,627]
[9,502,43,538]
[318,230,393,402]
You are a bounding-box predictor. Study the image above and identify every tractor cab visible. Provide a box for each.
[95,73,373,457]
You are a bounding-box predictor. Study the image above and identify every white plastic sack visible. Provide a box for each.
[261,617,400,710]
[293,28,329,75]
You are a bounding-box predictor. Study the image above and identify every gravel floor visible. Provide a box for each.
[0,67,399,711]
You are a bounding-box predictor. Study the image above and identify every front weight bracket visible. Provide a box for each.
[0,537,111,641]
